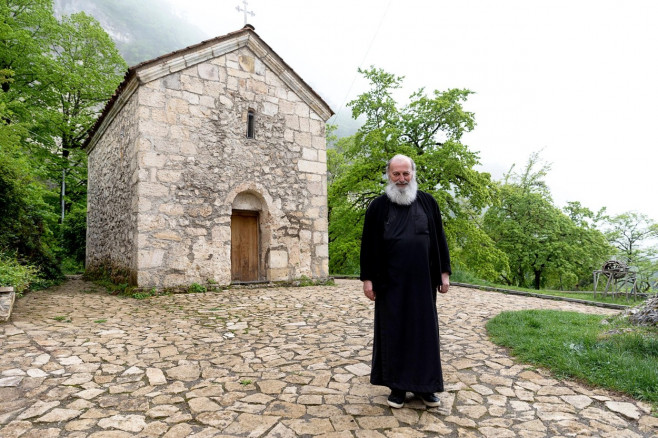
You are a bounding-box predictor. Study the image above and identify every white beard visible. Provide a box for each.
[385,179,418,205]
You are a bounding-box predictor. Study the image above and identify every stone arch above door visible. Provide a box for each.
[232,191,263,211]
[228,187,271,283]
[226,182,274,215]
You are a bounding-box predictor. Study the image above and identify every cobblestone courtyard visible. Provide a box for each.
[1,279,657,437]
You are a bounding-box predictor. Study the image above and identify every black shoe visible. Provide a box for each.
[417,392,441,407]
[387,389,406,408]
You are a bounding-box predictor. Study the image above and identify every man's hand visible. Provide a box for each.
[363,280,376,301]
[439,272,450,294]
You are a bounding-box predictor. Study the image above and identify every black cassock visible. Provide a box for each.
[361,192,450,393]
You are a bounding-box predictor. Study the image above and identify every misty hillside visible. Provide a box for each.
[54,0,207,66]
[52,0,363,139]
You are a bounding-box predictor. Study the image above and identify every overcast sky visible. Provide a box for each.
[168,0,658,221]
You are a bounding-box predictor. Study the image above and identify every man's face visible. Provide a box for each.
[388,159,413,188]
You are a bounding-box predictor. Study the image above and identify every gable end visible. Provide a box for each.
[85,26,334,153]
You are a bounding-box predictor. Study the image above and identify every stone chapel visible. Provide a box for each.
[84,25,333,289]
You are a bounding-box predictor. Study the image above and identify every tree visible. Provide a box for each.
[483,153,610,290]
[561,201,611,289]
[0,3,126,277]
[36,12,127,223]
[328,67,506,279]
[0,89,60,278]
[604,212,658,266]
[563,201,607,229]
[327,136,364,275]
[0,0,56,97]
[0,1,61,279]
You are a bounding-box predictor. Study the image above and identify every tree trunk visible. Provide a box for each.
[60,147,71,224]
[60,169,66,224]
[534,269,541,290]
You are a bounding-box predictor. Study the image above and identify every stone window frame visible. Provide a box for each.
[246,109,255,139]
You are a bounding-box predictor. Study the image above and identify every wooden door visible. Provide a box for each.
[231,211,259,282]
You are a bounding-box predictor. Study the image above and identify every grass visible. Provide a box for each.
[449,269,650,306]
[132,289,156,300]
[534,290,644,306]
[52,315,71,322]
[486,309,658,407]
[490,287,640,306]
[93,277,131,295]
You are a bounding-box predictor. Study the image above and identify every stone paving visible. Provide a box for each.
[0,278,657,437]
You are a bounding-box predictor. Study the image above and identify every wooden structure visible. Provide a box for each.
[593,260,638,299]
[231,210,259,282]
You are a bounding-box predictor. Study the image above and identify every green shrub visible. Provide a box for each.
[297,275,313,287]
[61,204,87,264]
[87,269,131,296]
[450,268,496,286]
[188,283,207,293]
[0,252,39,296]
[61,256,84,275]
[0,141,62,281]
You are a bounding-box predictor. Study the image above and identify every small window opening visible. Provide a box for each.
[246,110,255,139]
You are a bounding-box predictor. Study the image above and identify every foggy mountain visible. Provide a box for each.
[53,0,207,66]
[52,0,363,140]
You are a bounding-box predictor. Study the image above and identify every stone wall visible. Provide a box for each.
[0,287,15,322]
[86,89,141,282]
[87,41,329,289]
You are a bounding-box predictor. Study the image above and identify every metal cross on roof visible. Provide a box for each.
[236,0,255,25]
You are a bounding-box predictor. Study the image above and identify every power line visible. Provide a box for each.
[330,0,392,125]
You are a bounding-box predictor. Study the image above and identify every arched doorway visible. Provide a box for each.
[230,191,268,282]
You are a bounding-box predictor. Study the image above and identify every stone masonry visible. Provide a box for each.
[85,26,333,289]
[0,287,15,322]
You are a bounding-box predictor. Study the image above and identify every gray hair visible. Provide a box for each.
[385,154,416,178]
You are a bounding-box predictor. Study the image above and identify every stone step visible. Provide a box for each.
[0,286,16,322]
